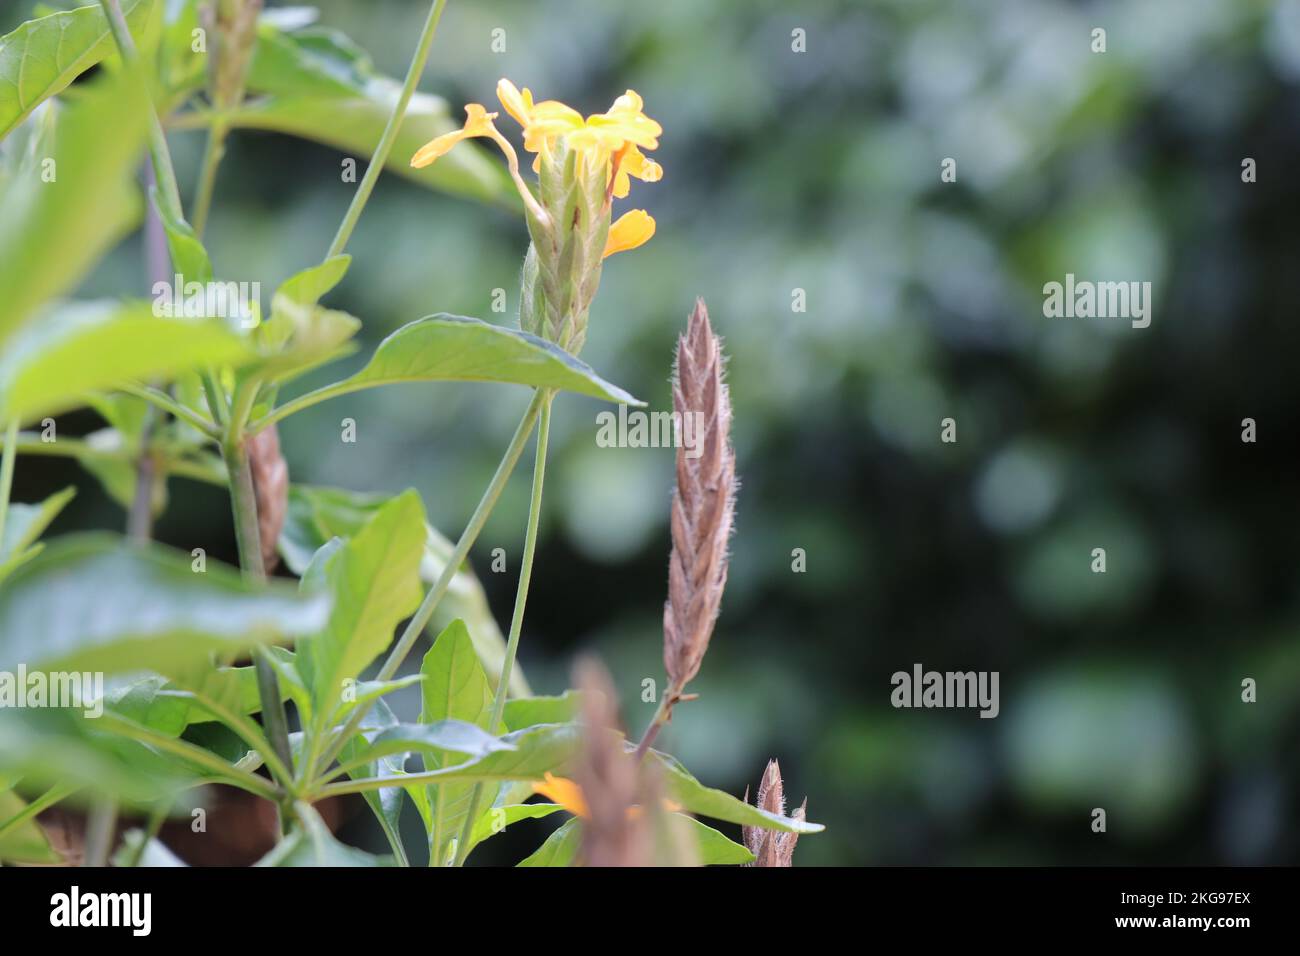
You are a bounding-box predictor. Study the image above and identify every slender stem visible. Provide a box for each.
[191,127,226,238]
[325,0,449,259]
[83,797,118,867]
[222,436,296,802]
[160,689,294,789]
[454,391,553,866]
[122,803,169,867]
[0,784,77,844]
[309,391,545,780]
[126,409,158,541]
[122,382,221,438]
[97,0,184,221]
[633,683,680,760]
[0,418,18,551]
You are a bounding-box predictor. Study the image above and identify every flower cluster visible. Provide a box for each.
[412,79,662,353]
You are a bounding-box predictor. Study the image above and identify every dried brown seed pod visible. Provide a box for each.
[247,424,288,573]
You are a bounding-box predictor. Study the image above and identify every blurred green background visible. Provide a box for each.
[6,0,1300,864]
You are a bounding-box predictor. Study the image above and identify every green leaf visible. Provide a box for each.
[0,484,74,583]
[0,0,154,139]
[676,814,754,865]
[0,65,150,344]
[351,719,513,766]
[517,817,580,867]
[466,801,565,854]
[297,490,425,719]
[104,664,269,738]
[237,20,513,205]
[256,802,393,867]
[150,186,212,283]
[647,750,825,835]
[280,485,527,696]
[0,299,254,425]
[503,691,583,732]
[0,534,331,675]
[276,254,351,309]
[0,786,60,864]
[339,696,410,864]
[355,722,581,789]
[305,314,641,408]
[418,619,496,861]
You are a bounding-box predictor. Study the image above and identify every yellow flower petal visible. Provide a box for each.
[610,145,663,199]
[603,209,656,258]
[410,104,498,168]
[496,78,532,128]
[532,772,590,819]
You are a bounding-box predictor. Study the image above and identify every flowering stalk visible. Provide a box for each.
[453,391,554,865]
[743,760,807,867]
[636,299,736,759]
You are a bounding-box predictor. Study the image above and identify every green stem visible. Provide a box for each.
[96,0,184,221]
[122,803,169,867]
[325,0,449,259]
[0,418,18,551]
[222,436,296,819]
[0,783,77,844]
[192,124,227,238]
[453,391,553,866]
[122,382,221,438]
[309,390,545,781]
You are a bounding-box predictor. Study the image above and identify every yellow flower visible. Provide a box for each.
[603,209,656,258]
[410,104,499,168]
[610,144,662,200]
[531,772,683,820]
[533,772,590,818]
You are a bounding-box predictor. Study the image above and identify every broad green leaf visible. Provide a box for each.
[0,485,74,583]
[0,708,195,805]
[237,21,513,204]
[0,66,150,343]
[0,786,60,863]
[419,619,496,862]
[504,691,583,732]
[297,490,425,718]
[339,697,410,864]
[0,299,254,425]
[256,802,393,867]
[0,534,331,675]
[466,801,565,854]
[647,750,824,836]
[337,673,425,722]
[382,722,581,787]
[517,817,580,867]
[309,314,641,407]
[276,254,351,309]
[104,665,270,738]
[677,814,754,865]
[0,0,154,139]
[352,719,512,765]
[280,485,527,696]
[249,255,357,384]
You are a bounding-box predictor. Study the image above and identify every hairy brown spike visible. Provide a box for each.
[663,298,736,691]
[743,759,805,867]
[247,424,288,573]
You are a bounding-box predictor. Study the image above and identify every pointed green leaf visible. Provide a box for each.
[315,314,640,406]
[517,817,580,867]
[647,750,824,835]
[419,619,496,860]
[0,66,150,343]
[676,814,755,865]
[503,691,583,732]
[281,485,527,696]
[466,801,565,854]
[0,787,60,864]
[297,490,425,718]
[0,0,155,139]
[0,485,73,582]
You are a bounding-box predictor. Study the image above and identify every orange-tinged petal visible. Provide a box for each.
[410,104,498,167]
[532,773,590,819]
[603,209,655,258]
